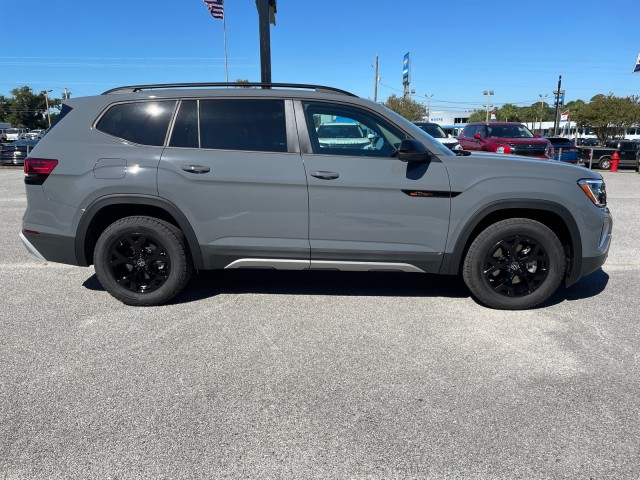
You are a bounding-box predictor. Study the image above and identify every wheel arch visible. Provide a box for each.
[441,200,583,286]
[75,195,204,269]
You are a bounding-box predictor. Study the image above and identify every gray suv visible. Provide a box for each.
[20,83,612,310]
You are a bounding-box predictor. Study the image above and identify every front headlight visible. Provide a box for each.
[578,179,607,207]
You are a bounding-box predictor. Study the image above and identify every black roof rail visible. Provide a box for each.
[102,82,357,97]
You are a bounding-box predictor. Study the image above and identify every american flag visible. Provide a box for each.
[204,0,224,20]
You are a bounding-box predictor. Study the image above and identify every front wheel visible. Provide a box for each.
[94,216,193,306]
[462,219,565,310]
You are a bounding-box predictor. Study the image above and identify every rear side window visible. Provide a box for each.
[96,100,176,146]
[199,99,287,152]
[170,100,199,148]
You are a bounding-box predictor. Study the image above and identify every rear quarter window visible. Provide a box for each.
[96,100,176,146]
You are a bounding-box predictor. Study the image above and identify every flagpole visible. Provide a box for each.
[223,10,228,82]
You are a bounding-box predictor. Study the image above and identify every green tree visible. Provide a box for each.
[497,103,522,122]
[0,94,10,122]
[383,94,426,122]
[468,109,486,123]
[577,94,640,143]
[6,86,52,129]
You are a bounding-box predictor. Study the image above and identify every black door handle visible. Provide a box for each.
[181,165,210,174]
[310,171,339,180]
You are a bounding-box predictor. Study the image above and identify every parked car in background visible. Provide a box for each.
[0,129,8,143]
[20,129,47,140]
[413,122,461,150]
[316,122,372,149]
[577,137,599,146]
[578,140,639,170]
[0,139,39,165]
[458,122,551,158]
[544,137,581,164]
[4,128,27,142]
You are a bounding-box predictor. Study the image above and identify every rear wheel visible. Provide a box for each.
[462,218,565,310]
[94,216,192,306]
[598,157,611,170]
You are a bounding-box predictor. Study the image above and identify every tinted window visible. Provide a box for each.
[170,100,199,148]
[199,99,286,152]
[96,100,176,146]
[487,124,534,138]
[415,123,446,138]
[303,102,404,157]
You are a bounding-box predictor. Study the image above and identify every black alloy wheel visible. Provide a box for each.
[481,235,549,297]
[94,216,192,306]
[108,232,171,294]
[463,218,565,310]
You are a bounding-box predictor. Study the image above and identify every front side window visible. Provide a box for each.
[303,102,404,157]
[199,99,287,152]
[96,101,176,146]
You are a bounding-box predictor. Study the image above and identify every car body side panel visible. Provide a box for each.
[158,148,310,270]
[439,154,611,281]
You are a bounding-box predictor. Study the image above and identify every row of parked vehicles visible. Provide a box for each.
[413,121,639,172]
[0,128,47,143]
[0,128,48,165]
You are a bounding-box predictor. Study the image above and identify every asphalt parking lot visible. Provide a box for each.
[1,167,639,479]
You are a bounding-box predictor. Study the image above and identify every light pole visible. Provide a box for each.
[426,94,434,120]
[538,93,548,133]
[483,90,494,122]
[41,90,52,128]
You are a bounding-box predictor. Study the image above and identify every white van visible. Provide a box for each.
[5,128,27,141]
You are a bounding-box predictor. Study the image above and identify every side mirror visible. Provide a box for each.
[397,139,431,163]
[474,133,482,140]
[535,133,541,138]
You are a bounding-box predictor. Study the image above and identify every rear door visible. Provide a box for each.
[158,98,310,270]
[295,100,451,273]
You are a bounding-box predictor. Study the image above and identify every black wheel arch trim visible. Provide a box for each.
[75,194,204,269]
[440,199,583,286]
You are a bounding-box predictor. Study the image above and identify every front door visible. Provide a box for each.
[295,100,451,273]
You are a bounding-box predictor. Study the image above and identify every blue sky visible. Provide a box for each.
[1,0,638,113]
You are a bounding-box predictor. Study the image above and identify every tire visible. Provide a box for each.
[462,218,565,310]
[93,216,193,306]
[598,157,611,170]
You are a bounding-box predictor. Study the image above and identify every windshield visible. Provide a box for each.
[317,124,365,138]
[415,123,446,138]
[487,124,535,139]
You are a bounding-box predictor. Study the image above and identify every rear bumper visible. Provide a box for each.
[19,230,79,265]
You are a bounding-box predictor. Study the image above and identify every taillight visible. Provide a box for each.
[24,158,58,185]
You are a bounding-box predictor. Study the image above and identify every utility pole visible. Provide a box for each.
[42,90,52,128]
[256,0,277,85]
[483,90,494,122]
[257,0,271,84]
[553,75,562,135]
[373,55,379,102]
[538,93,548,133]
[426,94,434,119]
